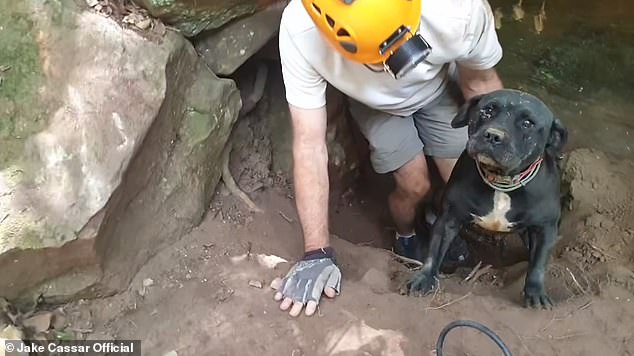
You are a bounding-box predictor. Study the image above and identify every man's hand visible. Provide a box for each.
[271,248,341,317]
[271,104,341,317]
[457,65,504,100]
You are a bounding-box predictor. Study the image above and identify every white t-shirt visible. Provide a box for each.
[278,0,503,117]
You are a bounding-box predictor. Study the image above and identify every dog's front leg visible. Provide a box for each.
[523,222,559,309]
[406,211,463,296]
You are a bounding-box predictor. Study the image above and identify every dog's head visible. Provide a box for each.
[451,89,567,175]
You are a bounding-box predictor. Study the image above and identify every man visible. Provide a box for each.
[271,0,504,317]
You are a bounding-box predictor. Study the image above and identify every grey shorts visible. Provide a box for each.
[348,83,468,174]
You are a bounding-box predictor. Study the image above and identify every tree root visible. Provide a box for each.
[221,138,263,213]
[220,61,270,214]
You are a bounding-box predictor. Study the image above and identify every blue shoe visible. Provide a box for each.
[393,234,424,262]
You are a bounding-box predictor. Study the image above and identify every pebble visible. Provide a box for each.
[135,18,152,30]
[143,278,154,287]
[248,280,263,289]
[86,0,98,7]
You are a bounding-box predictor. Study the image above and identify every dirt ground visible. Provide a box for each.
[2,2,633,355]
[43,108,633,356]
[8,58,632,356]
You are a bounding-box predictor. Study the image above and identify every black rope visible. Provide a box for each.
[436,320,512,356]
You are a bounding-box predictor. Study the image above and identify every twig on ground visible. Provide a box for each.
[430,282,441,304]
[566,267,587,294]
[464,261,483,282]
[471,265,493,282]
[425,292,472,311]
[468,265,493,285]
[388,251,423,268]
[278,211,293,223]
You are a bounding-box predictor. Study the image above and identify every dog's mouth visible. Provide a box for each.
[474,154,506,174]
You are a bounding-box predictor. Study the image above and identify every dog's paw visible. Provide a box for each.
[404,272,438,297]
[523,290,554,310]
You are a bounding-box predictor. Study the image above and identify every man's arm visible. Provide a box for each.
[289,104,331,252]
[457,66,503,101]
[455,0,505,99]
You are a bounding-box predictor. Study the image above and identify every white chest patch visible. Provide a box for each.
[471,191,515,232]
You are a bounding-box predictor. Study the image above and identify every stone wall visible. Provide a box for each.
[0,0,240,302]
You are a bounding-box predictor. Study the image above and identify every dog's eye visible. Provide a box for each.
[521,119,534,129]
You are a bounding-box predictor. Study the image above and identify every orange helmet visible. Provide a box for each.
[301,0,432,79]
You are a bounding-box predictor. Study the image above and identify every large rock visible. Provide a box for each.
[134,0,283,37]
[194,2,285,76]
[0,0,241,302]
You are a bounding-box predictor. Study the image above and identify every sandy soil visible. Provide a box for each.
[11,62,633,356]
[48,137,634,356]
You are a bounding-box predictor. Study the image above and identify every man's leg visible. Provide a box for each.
[389,153,430,236]
[414,81,470,265]
[348,99,429,260]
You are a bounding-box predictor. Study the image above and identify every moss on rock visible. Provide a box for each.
[0,0,48,169]
[136,0,258,37]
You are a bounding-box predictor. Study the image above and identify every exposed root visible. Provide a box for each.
[388,251,424,269]
[221,138,263,213]
[219,61,271,214]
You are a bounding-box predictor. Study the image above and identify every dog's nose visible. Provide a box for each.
[484,128,506,145]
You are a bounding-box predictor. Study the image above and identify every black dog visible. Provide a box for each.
[407,89,568,309]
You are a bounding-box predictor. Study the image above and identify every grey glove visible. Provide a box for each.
[278,247,341,304]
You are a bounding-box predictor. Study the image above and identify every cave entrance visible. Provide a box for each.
[223,36,530,274]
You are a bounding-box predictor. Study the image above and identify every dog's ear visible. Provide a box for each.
[451,94,483,128]
[545,118,568,158]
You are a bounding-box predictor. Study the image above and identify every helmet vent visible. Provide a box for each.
[311,3,321,14]
[339,41,357,53]
[325,14,335,28]
[336,28,350,37]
